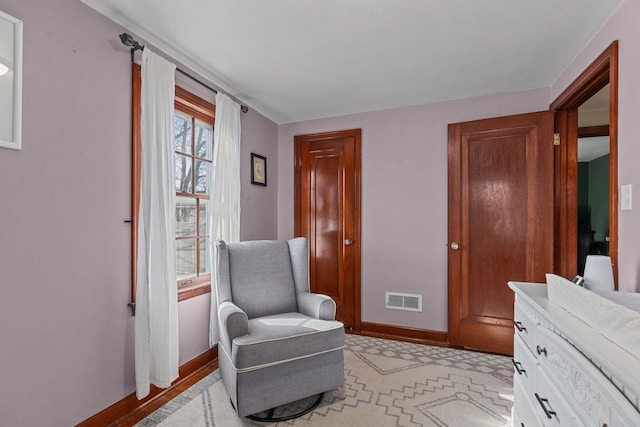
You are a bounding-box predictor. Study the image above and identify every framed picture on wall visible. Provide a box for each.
[0,9,23,151]
[251,153,267,186]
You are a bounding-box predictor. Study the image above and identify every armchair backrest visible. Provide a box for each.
[216,238,310,319]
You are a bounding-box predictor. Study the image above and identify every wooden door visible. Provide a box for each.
[295,129,361,330]
[448,112,554,355]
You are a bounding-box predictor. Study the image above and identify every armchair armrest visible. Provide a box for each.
[218,301,249,352]
[297,292,336,320]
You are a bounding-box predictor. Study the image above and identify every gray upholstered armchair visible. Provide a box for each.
[215,238,345,418]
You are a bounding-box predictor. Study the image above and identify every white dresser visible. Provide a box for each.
[509,281,640,427]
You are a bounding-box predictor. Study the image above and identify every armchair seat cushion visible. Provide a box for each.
[230,312,344,372]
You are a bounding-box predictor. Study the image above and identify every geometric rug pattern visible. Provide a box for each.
[136,335,513,426]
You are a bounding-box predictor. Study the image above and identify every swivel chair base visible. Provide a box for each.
[233,393,325,423]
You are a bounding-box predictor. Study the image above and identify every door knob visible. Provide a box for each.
[344,239,353,246]
[450,242,459,250]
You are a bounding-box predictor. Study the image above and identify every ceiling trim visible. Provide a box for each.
[81,0,267,120]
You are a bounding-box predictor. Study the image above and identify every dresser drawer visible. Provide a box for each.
[536,326,640,427]
[536,369,581,427]
[514,300,537,353]
[513,375,541,427]
[513,334,537,397]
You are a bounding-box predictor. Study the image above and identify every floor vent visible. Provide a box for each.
[385,292,422,312]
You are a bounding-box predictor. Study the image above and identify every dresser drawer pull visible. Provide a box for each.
[536,345,547,356]
[511,358,526,375]
[513,320,527,332]
[534,393,557,419]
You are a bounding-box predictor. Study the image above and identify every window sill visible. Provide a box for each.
[178,284,211,302]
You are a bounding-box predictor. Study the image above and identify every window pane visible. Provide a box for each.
[174,114,192,154]
[199,238,211,274]
[175,197,197,237]
[176,239,197,280]
[199,199,209,236]
[195,160,210,194]
[195,123,212,159]
[175,153,193,193]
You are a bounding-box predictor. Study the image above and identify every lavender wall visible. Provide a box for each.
[240,109,279,241]
[0,1,277,426]
[277,88,550,332]
[551,0,640,292]
[0,0,635,424]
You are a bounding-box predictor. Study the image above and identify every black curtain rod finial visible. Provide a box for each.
[119,32,143,51]
[119,32,144,62]
[119,33,134,46]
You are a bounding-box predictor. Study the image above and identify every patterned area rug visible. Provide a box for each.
[137,335,513,426]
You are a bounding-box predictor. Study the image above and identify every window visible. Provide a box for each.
[131,64,216,303]
[174,103,214,291]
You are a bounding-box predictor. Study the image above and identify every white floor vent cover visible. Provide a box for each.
[385,292,422,312]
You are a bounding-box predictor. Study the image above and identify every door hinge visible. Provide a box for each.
[553,133,561,146]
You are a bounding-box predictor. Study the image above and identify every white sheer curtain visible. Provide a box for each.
[135,49,179,399]
[209,93,241,347]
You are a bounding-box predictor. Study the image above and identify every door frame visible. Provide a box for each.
[551,41,618,287]
[294,129,362,331]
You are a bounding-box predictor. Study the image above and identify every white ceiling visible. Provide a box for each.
[578,136,609,162]
[82,0,624,124]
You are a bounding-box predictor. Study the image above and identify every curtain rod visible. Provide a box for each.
[119,33,249,114]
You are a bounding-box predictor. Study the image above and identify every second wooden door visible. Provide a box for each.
[448,111,554,355]
[294,129,361,330]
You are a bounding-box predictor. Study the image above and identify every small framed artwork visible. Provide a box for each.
[0,10,23,151]
[251,153,267,186]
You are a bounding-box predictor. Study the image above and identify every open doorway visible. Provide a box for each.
[552,41,618,286]
[577,85,610,275]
